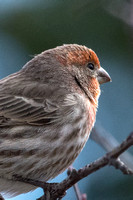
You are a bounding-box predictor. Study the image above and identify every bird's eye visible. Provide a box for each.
[87,63,94,70]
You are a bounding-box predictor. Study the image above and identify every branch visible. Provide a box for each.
[0,194,5,200]
[67,166,87,200]
[14,132,133,200]
[91,125,133,170]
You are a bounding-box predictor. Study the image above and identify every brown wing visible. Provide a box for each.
[0,94,58,126]
[0,62,72,127]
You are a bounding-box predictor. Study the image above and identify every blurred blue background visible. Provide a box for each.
[0,0,133,199]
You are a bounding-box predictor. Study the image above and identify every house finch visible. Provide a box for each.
[0,44,111,197]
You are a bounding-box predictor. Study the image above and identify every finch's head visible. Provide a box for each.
[53,44,111,105]
[54,44,111,85]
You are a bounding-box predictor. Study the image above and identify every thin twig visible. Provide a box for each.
[73,184,87,200]
[91,125,133,170]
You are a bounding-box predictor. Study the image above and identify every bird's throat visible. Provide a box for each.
[74,76,99,107]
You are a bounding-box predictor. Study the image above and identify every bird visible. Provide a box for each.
[0,44,111,197]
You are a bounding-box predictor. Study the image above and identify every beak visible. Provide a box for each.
[97,67,111,84]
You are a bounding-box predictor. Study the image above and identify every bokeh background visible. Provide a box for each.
[0,0,133,200]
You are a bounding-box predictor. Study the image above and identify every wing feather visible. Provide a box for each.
[0,95,58,126]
